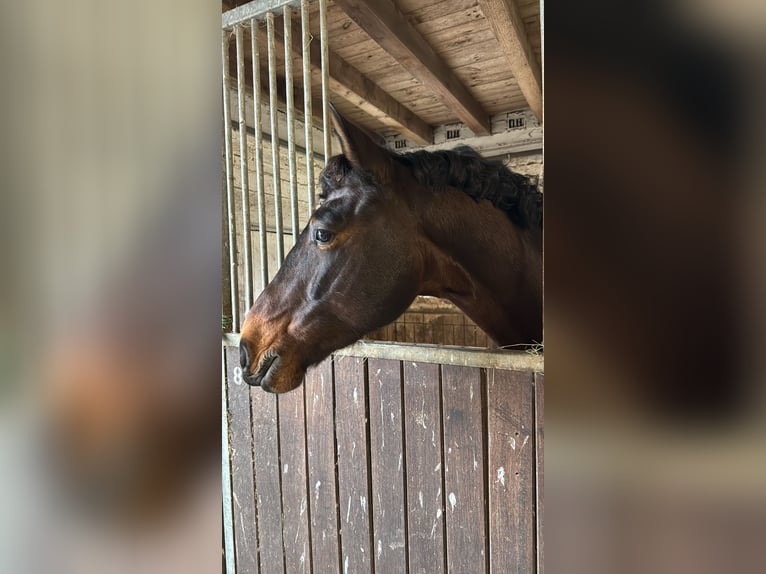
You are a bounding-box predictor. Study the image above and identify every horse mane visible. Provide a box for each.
[395,146,542,229]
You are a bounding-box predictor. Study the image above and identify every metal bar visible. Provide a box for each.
[223,0,300,29]
[222,334,543,372]
[251,19,269,291]
[222,348,237,574]
[236,25,254,311]
[231,120,325,162]
[301,0,316,213]
[319,0,331,163]
[284,6,300,244]
[222,30,240,331]
[267,12,286,263]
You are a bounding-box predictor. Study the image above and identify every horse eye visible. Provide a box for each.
[314,229,334,245]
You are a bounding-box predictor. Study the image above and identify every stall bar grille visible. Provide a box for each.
[222,0,330,334]
[221,2,332,573]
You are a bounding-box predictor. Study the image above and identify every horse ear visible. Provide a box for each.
[329,103,395,180]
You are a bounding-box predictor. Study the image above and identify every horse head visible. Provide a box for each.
[239,108,424,393]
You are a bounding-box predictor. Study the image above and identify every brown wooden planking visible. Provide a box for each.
[386,5,490,47]
[403,361,446,574]
[334,356,374,574]
[487,369,535,573]
[304,358,341,574]
[250,380,286,572]
[535,372,544,574]
[278,385,312,574]
[225,347,260,573]
[397,0,472,15]
[275,18,432,144]
[477,0,543,119]
[333,0,491,135]
[367,359,408,573]
[442,365,488,573]
[336,20,498,70]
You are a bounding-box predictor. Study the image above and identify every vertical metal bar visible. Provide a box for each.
[301,0,316,213]
[251,19,269,291]
[222,30,240,331]
[236,25,254,312]
[319,0,331,163]
[222,348,237,574]
[284,7,300,244]
[266,12,285,263]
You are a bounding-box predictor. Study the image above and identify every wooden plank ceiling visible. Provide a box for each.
[222,0,542,144]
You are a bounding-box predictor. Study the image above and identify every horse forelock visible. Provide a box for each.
[395,146,542,229]
[319,155,375,200]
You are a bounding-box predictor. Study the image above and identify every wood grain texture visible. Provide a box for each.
[279,19,433,144]
[333,0,491,135]
[403,361,446,574]
[226,347,260,573]
[250,380,286,572]
[442,364,488,573]
[334,356,374,574]
[477,0,542,120]
[278,384,312,574]
[487,368,535,573]
[304,358,341,574]
[367,358,408,573]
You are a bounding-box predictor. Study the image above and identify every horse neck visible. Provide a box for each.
[414,186,542,346]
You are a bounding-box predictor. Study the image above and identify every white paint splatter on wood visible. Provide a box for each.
[346,496,352,523]
[419,491,423,508]
[361,495,367,514]
[510,436,516,450]
[434,462,441,472]
[314,480,322,502]
[380,399,386,449]
[283,464,289,474]
[497,467,506,486]
[448,492,457,512]
[377,539,382,559]
[353,387,358,404]
[344,555,349,574]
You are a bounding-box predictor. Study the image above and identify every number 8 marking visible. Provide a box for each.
[233,366,244,385]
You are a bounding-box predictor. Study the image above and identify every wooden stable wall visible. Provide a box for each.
[224,344,543,573]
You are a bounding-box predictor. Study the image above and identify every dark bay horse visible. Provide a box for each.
[239,106,542,393]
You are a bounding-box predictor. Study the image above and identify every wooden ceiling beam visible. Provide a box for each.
[477,0,542,121]
[279,20,433,145]
[333,0,491,136]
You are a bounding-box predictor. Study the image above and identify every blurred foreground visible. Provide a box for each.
[545,0,766,572]
[1,1,221,573]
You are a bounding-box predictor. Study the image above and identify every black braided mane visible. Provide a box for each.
[395,146,542,229]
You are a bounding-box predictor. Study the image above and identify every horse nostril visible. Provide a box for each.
[239,340,250,372]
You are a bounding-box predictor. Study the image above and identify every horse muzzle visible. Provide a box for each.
[250,352,283,391]
[239,340,281,391]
